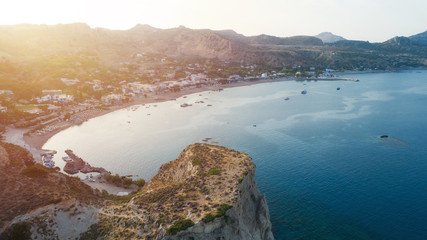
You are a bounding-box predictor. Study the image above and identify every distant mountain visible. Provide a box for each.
[383,36,412,46]
[246,34,323,46]
[409,30,427,45]
[0,23,425,72]
[329,40,373,49]
[315,32,346,43]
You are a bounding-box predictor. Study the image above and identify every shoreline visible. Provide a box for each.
[3,75,359,195]
[22,78,288,152]
[6,75,360,159]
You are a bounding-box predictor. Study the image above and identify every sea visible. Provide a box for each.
[44,70,427,240]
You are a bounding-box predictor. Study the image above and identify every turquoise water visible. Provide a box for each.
[44,70,427,240]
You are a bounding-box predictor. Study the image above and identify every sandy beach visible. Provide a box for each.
[21,79,281,152]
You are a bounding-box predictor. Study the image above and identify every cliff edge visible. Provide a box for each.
[82,143,274,239]
[1,143,274,239]
[163,154,274,240]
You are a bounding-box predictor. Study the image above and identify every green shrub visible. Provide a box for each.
[135,178,146,188]
[1,221,32,240]
[208,169,220,175]
[202,213,215,223]
[202,204,233,223]
[21,164,49,177]
[216,204,232,217]
[238,177,244,183]
[122,177,132,186]
[48,198,62,204]
[192,158,202,166]
[166,219,195,235]
[105,174,122,186]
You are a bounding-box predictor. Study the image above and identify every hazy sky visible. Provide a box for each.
[1,0,426,42]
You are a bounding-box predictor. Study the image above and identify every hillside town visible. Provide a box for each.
[0,63,338,136]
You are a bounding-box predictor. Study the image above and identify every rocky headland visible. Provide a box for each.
[1,143,274,240]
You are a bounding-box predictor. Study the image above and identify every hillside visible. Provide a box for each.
[1,143,274,239]
[409,30,427,45]
[0,142,101,232]
[0,23,426,101]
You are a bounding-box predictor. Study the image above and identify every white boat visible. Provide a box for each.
[42,156,55,168]
[301,90,307,94]
[62,156,72,162]
[44,161,55,168]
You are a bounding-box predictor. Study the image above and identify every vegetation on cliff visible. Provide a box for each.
[80,143,255,239]
[0,142,266,239]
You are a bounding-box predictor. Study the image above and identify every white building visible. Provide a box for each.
[0,105,7,113]
[0,90,13,96]
[60,78,80,86]
[261,73,269,78]
[42,90,62,96]
[38,90,73,103]
[127,82,157,94]
[102,94,124,105]
[228,74,243,82]
[190,73,207,82]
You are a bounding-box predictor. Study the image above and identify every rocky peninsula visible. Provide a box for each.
[1,143,274,240]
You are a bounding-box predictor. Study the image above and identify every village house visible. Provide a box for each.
[190,73,207,82]
[228,74,243,83]
[0,105,7,113]
[38,90,74,103]
[60,78,80,86]
[101,94,124,105]
[42,90,63,95]
[126,82,157,94]
[0,90,13,96]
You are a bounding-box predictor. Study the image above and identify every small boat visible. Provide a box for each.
[301,90,307,94]
[62,156,72,162]
[180,103,192,108]
[44,161,55,168]
[43,155,55,168]
[380,135,389,139]
[337,87,341,90]
[253,124,257,127]
[284,97,290,101]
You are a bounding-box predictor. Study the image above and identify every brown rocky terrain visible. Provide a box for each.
[0,142,101,232]
[0,142,274,240]
[80,143,273,239]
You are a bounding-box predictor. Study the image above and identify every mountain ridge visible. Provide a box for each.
[0,23,426,79]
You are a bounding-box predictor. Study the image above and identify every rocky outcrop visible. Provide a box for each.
[163,166,274,240]
[80,143,274,239]
[1,143,274,239]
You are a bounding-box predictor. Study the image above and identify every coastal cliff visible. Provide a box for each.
[162,164,274,240]
[81,143,274,239]
[1,143,274,239]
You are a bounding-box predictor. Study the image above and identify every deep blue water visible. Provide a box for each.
[44,70,427,240]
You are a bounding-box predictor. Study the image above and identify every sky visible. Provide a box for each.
[0,0,426,42]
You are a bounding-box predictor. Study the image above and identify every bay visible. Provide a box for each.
[44,70,427,240]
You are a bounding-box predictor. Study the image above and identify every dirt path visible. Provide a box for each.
[3,126,45,163]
